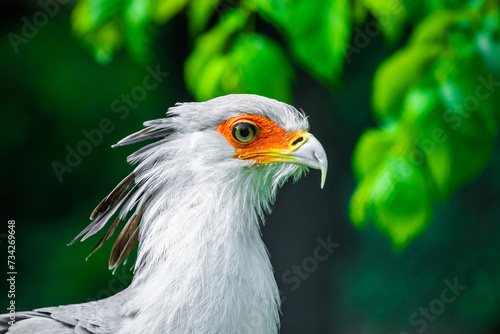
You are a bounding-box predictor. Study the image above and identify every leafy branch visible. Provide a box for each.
[71,0,351,102]
[351,3,500,247]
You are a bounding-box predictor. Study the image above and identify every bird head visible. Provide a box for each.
[127,94,327,186]
[71,94,327,270]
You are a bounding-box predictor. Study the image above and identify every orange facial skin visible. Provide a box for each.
[216,115,308,164]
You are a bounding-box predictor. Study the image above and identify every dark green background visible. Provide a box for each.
[2,1,500,333]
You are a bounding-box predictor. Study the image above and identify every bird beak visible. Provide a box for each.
[242,132,328,188]
[283,133,328,189]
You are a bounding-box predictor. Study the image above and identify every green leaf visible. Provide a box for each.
[399,82,446,193]
[371,158,432,248]
[123,0,155,63]
[247,0,289,25]
[409,9,458,46]
[422,0,467,12]
[362,0,407,43]
[400,81,441,124]
[71,0,158,63]
[224,34,294,102]
[350,157,432,248]
[249,0,351,84]
[186,31,294,102]
[154,0,190,24]
[71,0,126,64]
[72,0,125,34]
[434,61,497,193]
[349,173,372,228]
[190,56,228,101]
[283,0,351,84]
[372,45,441,120]
[352,127,397,181]
[477,10,500,74]
[184,8,250,99]
[187,0,220,35]
[400,55,498,197]
[352,0,369,25]
[185,8,294,101]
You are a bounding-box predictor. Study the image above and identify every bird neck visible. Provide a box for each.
[120,170,281,333]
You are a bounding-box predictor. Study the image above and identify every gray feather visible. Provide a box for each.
[112,124,174,148]
[0,291,129,334]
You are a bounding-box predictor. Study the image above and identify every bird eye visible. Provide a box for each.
[232,122,257,143]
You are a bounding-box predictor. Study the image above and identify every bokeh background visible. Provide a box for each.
[2,0,500,333]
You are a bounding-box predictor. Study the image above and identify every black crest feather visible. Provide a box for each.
[70,118,174,271]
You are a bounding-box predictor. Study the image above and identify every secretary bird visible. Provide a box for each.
[1,94,327,334]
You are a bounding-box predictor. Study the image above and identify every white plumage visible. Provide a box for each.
[1,94,327,334]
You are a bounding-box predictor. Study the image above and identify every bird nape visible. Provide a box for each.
[1,94,327,334]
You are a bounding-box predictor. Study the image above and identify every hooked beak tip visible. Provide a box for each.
[290,134,328,188]
[314,152,328,189]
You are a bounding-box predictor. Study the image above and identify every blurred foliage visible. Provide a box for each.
[351,2,500,247]
[70,0,500,249]
[71,0,352,102]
